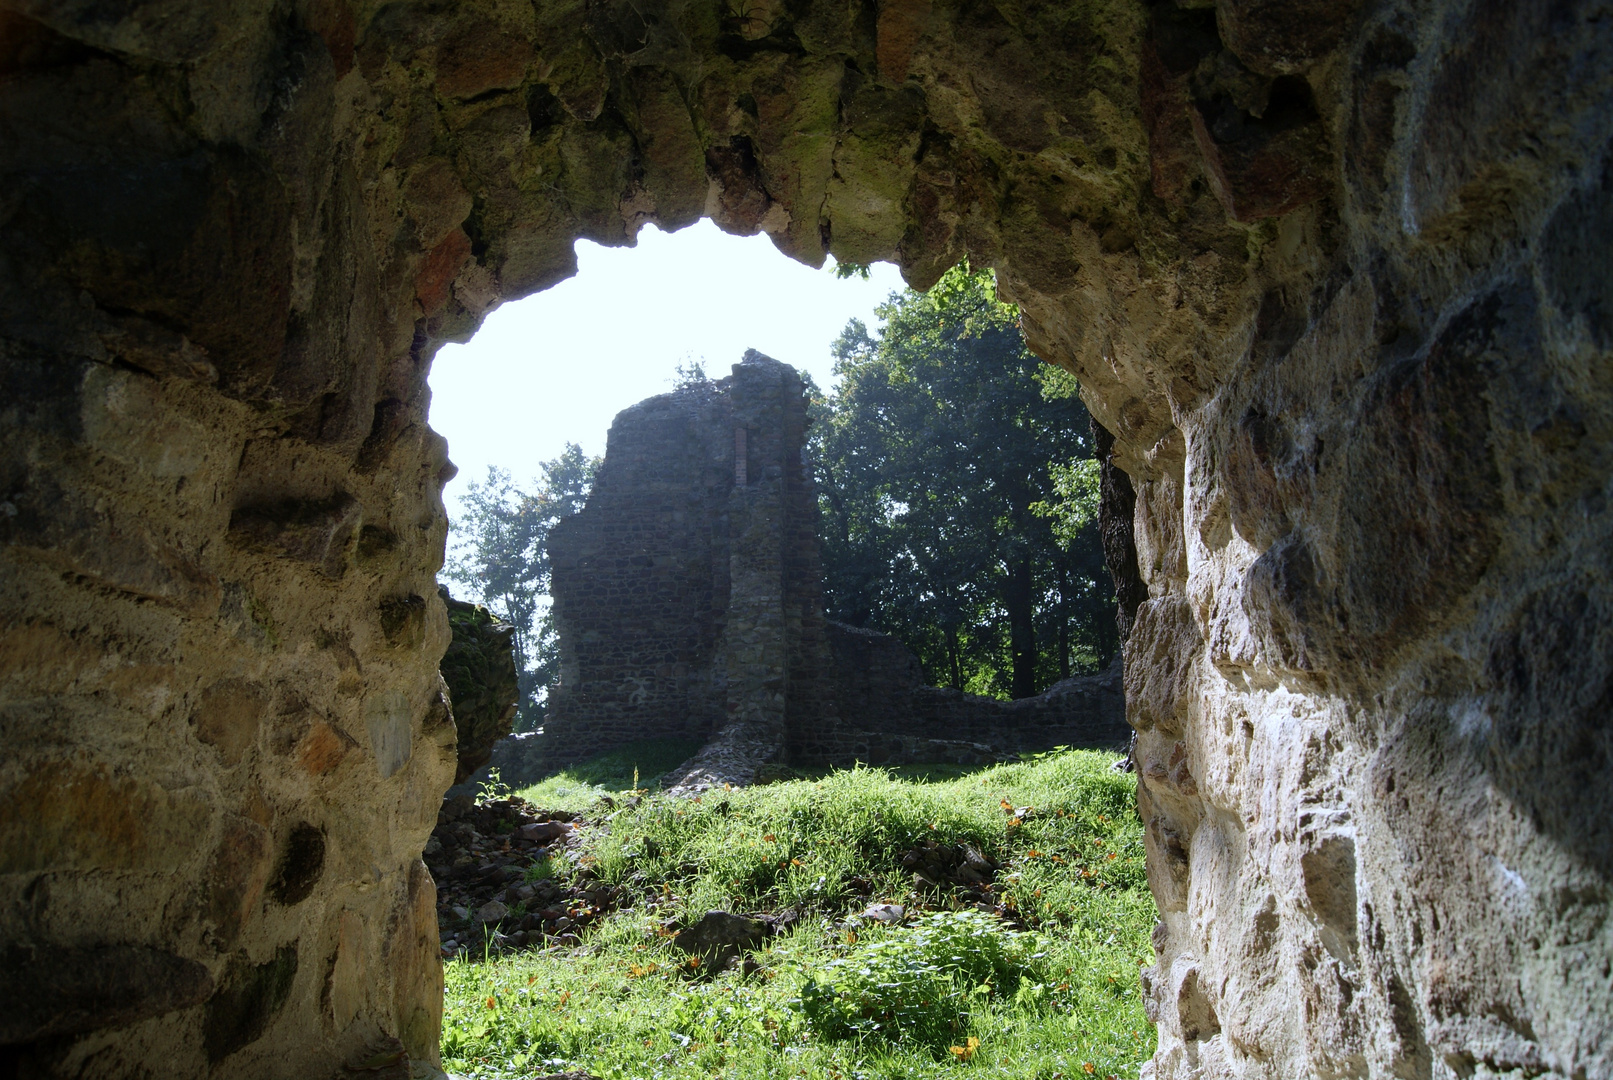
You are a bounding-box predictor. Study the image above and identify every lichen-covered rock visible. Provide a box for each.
[672,910,770,969]
[438,587,520,784]
[1,0,1609,1077]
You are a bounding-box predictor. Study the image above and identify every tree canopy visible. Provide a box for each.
[441,445,596,729]
[811,264,1112,699]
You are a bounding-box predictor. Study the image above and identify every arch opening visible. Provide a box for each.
[1,1,1609,1078]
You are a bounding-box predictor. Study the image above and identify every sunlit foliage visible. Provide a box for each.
[812,264,1113,698]
[443,446,597,728]
[445,751,1157,1080]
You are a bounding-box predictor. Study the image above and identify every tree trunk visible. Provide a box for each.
[1007,555,1036,698]
[1058,568,1071,681]
[945,625,963,691]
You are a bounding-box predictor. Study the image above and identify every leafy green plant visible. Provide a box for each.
[799,910,1040,1048]
[813,263,1116,697]
[477,767,511,802]
[442,448,597,730]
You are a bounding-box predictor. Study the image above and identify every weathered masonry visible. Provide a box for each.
[529,351,1125,782]
[1,1,1609,1078]
[437,588,520,784]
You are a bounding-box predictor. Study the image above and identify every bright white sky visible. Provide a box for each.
[428,219,907,513]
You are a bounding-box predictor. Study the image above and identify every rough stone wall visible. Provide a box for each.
[1115,7,1613,1077]
[542,352,815,769]
[0,6,465,1073]
[437,588,519,783]
[1,0,1609,1077]
[541,383,730,764]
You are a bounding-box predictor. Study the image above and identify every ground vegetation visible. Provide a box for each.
[438,748,1155,1079]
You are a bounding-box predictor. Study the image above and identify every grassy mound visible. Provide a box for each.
[511,737,706,811]
[443,750,1157,1079]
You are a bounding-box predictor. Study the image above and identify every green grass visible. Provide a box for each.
[511,737,706,811]
[445,751,1156,1080]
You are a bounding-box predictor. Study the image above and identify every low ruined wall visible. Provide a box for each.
[787,621,1129,767]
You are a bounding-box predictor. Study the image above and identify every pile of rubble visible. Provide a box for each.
[900,840,1002,900]
[425,794,624,958]
[892,840,1031,929]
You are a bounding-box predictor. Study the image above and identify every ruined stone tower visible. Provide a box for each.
[542,351,836,773]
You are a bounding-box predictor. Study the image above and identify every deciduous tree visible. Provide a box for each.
[441,445,596,728]
[812,265,1114,698]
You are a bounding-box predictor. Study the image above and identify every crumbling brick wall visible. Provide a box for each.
[541,352,825,767]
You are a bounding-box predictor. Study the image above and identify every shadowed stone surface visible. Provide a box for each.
[672,910,769,968]
[0,946,214,1044]
[438,587,520,783]
[809,622,1128,768]
[542,352,827,784]
[0,0,1609,1077]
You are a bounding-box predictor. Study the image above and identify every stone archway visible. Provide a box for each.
[1,1,1609,1077]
